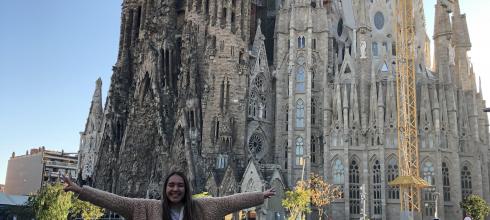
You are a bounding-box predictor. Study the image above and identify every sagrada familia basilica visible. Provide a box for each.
[77,0,489,219]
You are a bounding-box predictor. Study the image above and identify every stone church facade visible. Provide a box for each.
[78,0,490,219]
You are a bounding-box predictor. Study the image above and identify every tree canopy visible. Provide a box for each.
[29,182,104,220]
[461,195,490,220]
[282,180,311,220]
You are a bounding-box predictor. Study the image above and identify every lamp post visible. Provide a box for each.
[299,155,310,220]
[360,184,367,220]
[433,192,440,220]
[300,155,311,181]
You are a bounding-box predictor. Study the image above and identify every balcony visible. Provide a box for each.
[45,160,77,169]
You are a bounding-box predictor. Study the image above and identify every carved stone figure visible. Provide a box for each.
[360,41,367,59]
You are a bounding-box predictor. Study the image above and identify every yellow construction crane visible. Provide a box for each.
[389,0,430,218]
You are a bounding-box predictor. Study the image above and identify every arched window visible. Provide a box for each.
[333,159,344,184]
[372,160,382,215]
[259,95,267,119]
[248,90,257,117]
[422,161,436,217]
[254,75,265,92]
[295,137,304,165]
[442,162,451,201]
[296,67,305,93]
[298,36,306,48]
[296,99,305,128]
[461,165,472,198]
[311,70,315,89]
[216,154,227,169]
[333,159,344,198]
[349,159,361,214]
[422,161,435,185]
[262,96,267,119]
[386,158,399,199]
[372,42,379,57]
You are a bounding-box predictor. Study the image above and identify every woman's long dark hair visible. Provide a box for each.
[161,171,195,220]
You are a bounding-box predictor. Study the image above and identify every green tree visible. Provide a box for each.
[193,191,211,198]
[71,199,105,220]
[31,183,72,220]
[282,180,311,220]
[29,181,105,220]
[309,173,342,220]
[461,194,490,220]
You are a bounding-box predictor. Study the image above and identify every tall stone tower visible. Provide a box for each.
[78,78,103,186]
[273,0,329,185]
[92,0,180,198]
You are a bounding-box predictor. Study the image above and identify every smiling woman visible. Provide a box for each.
[63,172,276,220]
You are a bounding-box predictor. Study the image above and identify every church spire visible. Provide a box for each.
[86,78,104,133]
[252,19,265,55]
[433,0,452,80]
[356,0,370,29]
[433,1,452,39]
[452,0,471,49]
[452,0,473,90]
[453,0,461,16]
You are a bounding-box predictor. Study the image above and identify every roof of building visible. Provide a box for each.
[0,193,29,206]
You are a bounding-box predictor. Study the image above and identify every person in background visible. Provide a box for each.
[63,171,275,220]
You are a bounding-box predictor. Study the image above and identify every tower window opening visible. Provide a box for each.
[372,42,379,57]
[349,159,361,214]
[296,99,305,128]
[295,137,304,165]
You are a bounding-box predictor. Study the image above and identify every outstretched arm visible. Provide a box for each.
[198,188,276,217]
[63,175,135,218]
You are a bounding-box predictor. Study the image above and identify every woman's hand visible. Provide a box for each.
[62,175,82,194]
[263,188,276,199]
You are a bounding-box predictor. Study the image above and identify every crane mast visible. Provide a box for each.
[390,0,430,217]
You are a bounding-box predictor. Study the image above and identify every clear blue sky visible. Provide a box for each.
[1,0,489,185]
[0,0,122,184]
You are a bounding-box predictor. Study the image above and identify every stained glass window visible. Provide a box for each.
[296,99,305,128]
[374,12,385,30]
[296,67,305,93]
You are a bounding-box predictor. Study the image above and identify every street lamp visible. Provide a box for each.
[433,191,440,220]
[299,155,311,220]
[484,108,490,112]
[300,155,311,181]
[360,184,367,220]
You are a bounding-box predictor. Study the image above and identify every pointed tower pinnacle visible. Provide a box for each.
[356,0,370,29]
[452,0,471,48]
[453,0,461,15]
[432,0,452,76]
[434,1,452,39]
[252,19,265,55]
[85,78,103,133]
[479,76,482,94]
[91,78,103,117]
